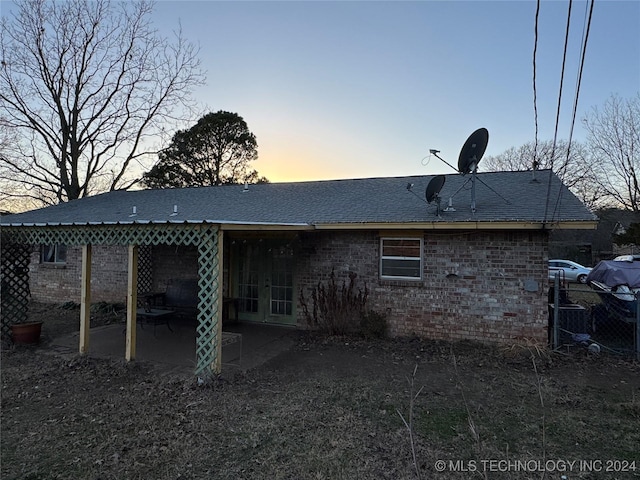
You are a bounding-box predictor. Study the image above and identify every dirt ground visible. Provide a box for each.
[2,303,640,479]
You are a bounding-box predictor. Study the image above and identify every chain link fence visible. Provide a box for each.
[549,274,640,359]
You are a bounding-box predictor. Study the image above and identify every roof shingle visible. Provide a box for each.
[0,170,596,227]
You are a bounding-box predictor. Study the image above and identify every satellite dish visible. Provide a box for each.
[457,128,489,174]
[425,175,446,203]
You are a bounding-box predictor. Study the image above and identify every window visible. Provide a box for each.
[40,244,67,264]
[380,238,422,280]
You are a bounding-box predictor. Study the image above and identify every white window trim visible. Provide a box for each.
[40,244,67,265]
[379,237,423,280]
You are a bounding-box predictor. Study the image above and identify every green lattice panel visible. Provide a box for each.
[137,245,153,294]
[2,224,206,247]
[3,223,223,375]
[195,229,221,376]
[0,239,31,337]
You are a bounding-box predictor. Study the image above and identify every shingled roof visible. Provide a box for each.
[0,169,597,229]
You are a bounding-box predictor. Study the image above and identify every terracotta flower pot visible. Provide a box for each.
[10,321,43,345]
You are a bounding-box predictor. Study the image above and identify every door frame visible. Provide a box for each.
[229,235,297,326]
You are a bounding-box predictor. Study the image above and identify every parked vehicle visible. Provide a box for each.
[586,259,640,331]
[613,254,640,262]
[548,260,592,284]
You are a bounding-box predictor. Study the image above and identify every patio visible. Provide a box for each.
[46,319,299,377]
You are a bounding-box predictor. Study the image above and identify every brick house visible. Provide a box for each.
[1,170,596,372]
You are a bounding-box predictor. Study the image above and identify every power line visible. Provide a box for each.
[532,0,541,170]
[551,0,573,170]
[551,0,595,222]
[544,0,574,225]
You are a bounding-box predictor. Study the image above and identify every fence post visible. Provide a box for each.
[553,273,560,349]
[636,291,640,362]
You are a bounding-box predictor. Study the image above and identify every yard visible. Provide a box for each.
[2,304,640,480]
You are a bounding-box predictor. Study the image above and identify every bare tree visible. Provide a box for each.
[0,0,205,206]
[481,139,603,210]
[582,93,640,212]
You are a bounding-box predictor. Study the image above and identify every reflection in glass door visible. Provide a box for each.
[270,252,293,317]
[237,243,260,318]
[234,240,295,325]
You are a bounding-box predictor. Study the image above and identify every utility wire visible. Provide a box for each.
[551,0,595,222]
[532,0,541,170]
[551,0,573,169]
[544,0,574,225]
[567,0,595,159]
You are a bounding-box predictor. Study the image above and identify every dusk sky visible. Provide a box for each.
[4,0,639,185]
[150,0,639,183]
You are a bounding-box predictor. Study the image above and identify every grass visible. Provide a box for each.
[1,304,640,479]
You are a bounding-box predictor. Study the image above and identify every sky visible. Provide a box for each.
[148,0,639,183]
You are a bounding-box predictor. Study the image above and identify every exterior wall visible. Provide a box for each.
[28,229,551,345]
[151,244,199,291]
[29,244,200,303]
[29,245,128,303]
[296,230,550,345]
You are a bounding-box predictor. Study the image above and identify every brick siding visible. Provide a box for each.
[296,230,549,345]
[29,245,128,303]
[29,229,550,344]
[151,244,199,291]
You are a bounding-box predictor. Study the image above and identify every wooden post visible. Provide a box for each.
[213,230,225,374]
[79,244,92,354]
[126,244,138,361]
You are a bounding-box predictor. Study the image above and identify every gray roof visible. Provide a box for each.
[0,170,597,228]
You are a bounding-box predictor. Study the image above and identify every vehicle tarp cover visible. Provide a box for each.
[586,260,640,289]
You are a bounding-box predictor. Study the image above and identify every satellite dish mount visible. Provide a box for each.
[457,128,489,213]
[428,128,509,213]
[425,175,446,217]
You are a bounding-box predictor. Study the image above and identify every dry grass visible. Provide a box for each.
[2,303,640,479]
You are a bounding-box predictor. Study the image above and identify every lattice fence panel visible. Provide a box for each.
[0,238,31,338]
[137,245,153,295]
[3,224,206,247]
[195,229,221,376]
[3,224,223,375]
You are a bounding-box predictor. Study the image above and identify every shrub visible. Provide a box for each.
[299,269,368,336]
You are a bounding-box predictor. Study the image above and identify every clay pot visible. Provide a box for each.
[10,321,43,345]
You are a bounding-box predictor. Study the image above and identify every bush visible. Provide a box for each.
[299,269,368,336]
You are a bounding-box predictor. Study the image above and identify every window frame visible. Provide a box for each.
[40,244,67,265]
[379,237,423,281]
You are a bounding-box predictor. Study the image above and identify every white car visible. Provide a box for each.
[613,254,640,262]
[548,259,592,284]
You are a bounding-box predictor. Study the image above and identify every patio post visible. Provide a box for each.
[125,244,138,361]
[79,244,92,354]
[635,292,640,361]
[215,230,224,371]
[195,227,221,377]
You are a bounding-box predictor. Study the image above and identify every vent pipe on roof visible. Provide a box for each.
[531,160,540,183]
[170,204,178,216]
[129,206,137,217]
[443,197,456,212]
[243,182,249,192]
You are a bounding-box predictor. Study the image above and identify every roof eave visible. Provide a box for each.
[313,220,599,230]
[1,219,599,231]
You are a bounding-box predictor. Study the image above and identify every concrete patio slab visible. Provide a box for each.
[47,320,299,377]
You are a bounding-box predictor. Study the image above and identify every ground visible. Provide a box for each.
[2,303,640,480]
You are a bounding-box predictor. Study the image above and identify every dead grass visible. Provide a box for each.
[2,303,640,479]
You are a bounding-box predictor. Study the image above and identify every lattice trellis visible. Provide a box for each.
[196,229,221,375]
[137,245,153,295]
[3,224,206,246]
[2,224,221,374]
[0,237,31,338]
